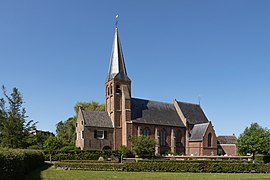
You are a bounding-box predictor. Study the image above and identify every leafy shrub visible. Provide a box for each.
[255,154,270,164]
[137,159,252,164]
[118,145,134,158]
[43,149,120,161]
[127,162,270,173]
[54,162,124,171]
[61,160,119,163]
[0,148,44,180]
[53,160,270,173]
[131,136,156,158]
[59,146,80,152]
[263,155,270,164]
[255,154,264,163]
[27,145,42,150]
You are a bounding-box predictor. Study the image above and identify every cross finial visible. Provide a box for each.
[115,15,119,28]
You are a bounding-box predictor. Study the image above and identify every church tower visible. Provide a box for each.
[105,17,131,149]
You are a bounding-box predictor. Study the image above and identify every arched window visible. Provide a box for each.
[116,85,121,94]
[143,127,150,136]
[107,86,109,96]
[110,84,113,95]
[208,133,212,147]
[176,130,182,146]
[160,129,166,146]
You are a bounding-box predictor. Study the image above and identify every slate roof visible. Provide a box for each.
[131,98,185,127]
[107,27,130,81]
[217,135,237,144]
[189,122,209,141]
[81,109,113,128]
[176,101,209,124]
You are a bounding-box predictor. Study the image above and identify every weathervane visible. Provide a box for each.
[115,15,119,28]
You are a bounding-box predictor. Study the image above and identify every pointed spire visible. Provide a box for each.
[115,15,119,28]
[107,15,130,82]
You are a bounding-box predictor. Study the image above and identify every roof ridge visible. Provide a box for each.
[202,122,210,137]
[177,100,199,106]
[82,109,106,113]
[194,122,209,126]
[217,135,237,137]
[82,110,113,128]
[132,97,173,105]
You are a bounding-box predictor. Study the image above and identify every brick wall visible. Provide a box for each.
[131,123,186,155]
[75,109,85,149]
[218,144,237,156]
[202,123,217,156]
[84,127,114,150]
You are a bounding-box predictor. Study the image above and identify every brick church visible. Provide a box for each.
[76,22,221,156]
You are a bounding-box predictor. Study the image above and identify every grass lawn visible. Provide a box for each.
[26,164,270,180]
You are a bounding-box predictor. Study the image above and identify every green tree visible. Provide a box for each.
[0,86,36,148]
[131,136,156,158]
[237,123,270,159]
[55,101,105,147]
[74,101,105,113]
[27,130,55,149]
[56,117,76,146]
[43,135,62,162]
[0,97,6,144]
[36,130,55,147]
[118,145,133,158]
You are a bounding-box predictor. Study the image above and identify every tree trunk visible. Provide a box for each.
[252,151,256,163]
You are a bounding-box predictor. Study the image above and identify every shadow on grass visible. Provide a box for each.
[24,162,53,180]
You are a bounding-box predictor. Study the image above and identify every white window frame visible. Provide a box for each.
[96,130,104,140]
[81,131,84,139]
[143,128,150,136]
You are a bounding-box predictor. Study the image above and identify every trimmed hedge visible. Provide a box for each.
[255,155,270,164]
[55,162,124,171]
[44,149,120,161]
[0,148,44,180]
[138,159,253,164]
[61,160,119,163]
[54,161,270,173]
[123,162,270,173]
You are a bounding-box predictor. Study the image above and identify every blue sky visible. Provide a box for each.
[1,1,269,136]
